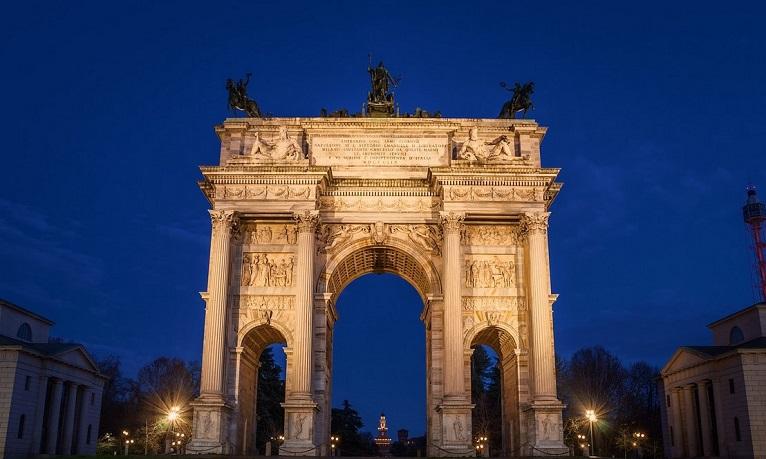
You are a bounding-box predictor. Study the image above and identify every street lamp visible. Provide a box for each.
[585,409,598,457]
[330,435,340,456]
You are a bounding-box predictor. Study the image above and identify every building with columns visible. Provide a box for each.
[659,302,766,458]
[187,117,567,456]
[0,299,105,459]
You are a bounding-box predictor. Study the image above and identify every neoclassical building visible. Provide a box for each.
[187,117,566,456]
[660,302,766,458]
[0,299,105,459]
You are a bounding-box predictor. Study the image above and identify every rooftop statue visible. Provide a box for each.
[226,73,262,118]
[366,57,399,117]
[498,81,534,119]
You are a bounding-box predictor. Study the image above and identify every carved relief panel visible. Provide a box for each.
[243,223,298,245]
[242,253,295,287]
[464,256,515,288]
[463,225,517,246]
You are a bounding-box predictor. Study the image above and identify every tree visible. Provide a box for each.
[256,347,285,449]
[471,346,502,455]
[95,355,140,437]
[331,400,369,455]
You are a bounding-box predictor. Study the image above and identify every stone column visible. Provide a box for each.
[670,388,685,457]
[30,375,49,455]
[189,210,238,455]
[46,379,64,454]
[520,212,557,401]
[60,383,79,455]
[292,210,318,398]
[697,381,714,457]
[682,385,699,457]
[440,211,465,398]
[76,388,91,454]
[199,210,239,396]
[519,212,567,456]
[434,212,474,457]
[281,210,319,456]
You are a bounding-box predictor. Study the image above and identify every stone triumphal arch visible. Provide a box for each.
[187,117,566,456]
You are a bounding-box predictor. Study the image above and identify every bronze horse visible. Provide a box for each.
[499,81,534,119]
[226,73,261,118]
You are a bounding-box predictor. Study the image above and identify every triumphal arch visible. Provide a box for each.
[187,115,567,456]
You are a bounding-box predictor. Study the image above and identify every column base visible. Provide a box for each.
[280,397,320,456]
[187,395,233,455]
[522,400,568,456]
[433,396,475,457]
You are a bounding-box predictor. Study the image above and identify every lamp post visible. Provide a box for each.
[330,435,340,456]
[586,410,597,457]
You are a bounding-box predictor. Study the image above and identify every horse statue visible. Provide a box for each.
[498,81,534,119]
[226,73,262,118]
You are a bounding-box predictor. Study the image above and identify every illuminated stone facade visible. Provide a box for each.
[187,117,566,456]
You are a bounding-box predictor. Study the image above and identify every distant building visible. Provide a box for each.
[659,302,766,458]
[374,412,392,456]
[0,299,106,459]
[397,428,408,444]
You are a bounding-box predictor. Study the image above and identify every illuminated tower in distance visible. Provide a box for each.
[743,186,766,301]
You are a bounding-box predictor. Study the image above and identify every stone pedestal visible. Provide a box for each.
[187,397,233,454]
[436,397,475,457]
[280,398,319,456]
[522,402,568,456]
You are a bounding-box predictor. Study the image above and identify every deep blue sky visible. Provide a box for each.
[2,0,765,437]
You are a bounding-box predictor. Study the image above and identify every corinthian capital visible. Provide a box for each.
[209,210,239,235]
[519,212,550,238]
[439,211,465,234]
[293,210,320,234]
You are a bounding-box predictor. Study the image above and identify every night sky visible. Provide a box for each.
[1,1,765,437]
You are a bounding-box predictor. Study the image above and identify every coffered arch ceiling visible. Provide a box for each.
[326,246,432,303]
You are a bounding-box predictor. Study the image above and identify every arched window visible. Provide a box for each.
[729,326,745,345]
[16,323,32,341]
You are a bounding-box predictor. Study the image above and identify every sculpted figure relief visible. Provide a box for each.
[455,127,528,163]
[242,253,295,287]
[242,126,304,162]
[463,225,516,246]
[464,258,515,288]
[319,224,371,252]
[389,224,442,254]
[245,224,297,245]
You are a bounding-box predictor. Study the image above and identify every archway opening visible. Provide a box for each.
[332,273,425,456]
[323,245,436,456]
[238,324,287,455]
[470,326,520,457]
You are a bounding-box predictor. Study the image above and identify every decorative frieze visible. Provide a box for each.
[464,257,515,288]
[221,185,313,200]
[239,295,295,310]
[242,253,295,287]
[461,296,524,311]
[447,186,543,202]
[318,196,441,212]
[462,225,516,246]
[243,223,298,245]
[453,126,531,164]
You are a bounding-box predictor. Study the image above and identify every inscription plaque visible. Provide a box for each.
[311,134,449,167]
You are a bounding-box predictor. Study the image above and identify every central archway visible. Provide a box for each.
[314,241,442,455]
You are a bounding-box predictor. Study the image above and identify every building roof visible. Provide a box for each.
[683,336,766,358]
[707,302,766,328]
[0,334,81,356]
[0,298,54,325]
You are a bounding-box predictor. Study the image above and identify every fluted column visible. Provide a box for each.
[520,212,557,401]
[440,211,465,397]
[200,210,239,396]
[46,379,64,454]
[60,383,78,454]
[293,210,319,397]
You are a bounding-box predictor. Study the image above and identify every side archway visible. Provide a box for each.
[467,324,522,456]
